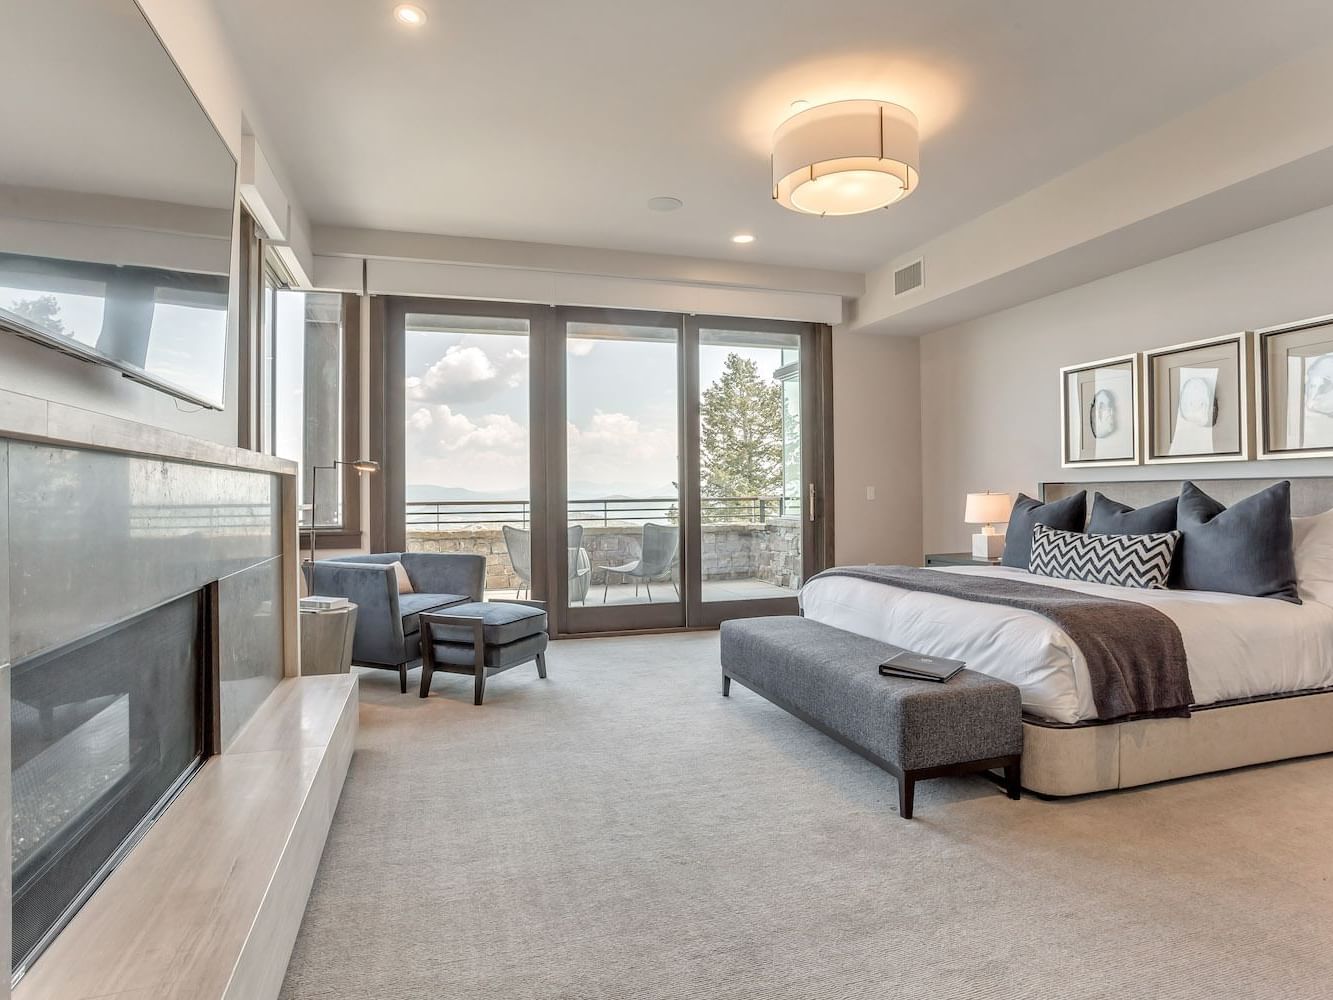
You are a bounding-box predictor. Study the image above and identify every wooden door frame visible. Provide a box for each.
[378,298,551,590]
[370,299,836,635]
[552,306,688,636]
[684,315,822,629]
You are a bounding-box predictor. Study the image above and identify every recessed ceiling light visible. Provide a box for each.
[731,233,756,244]
[790,99,810,112]
[393,4,427,26]
[647,196,683,212]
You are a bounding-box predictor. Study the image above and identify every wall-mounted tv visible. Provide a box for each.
[0,1,236,409]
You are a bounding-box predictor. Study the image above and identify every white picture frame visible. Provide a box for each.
[1059,354,1141,468]
[1255,314,1333,460]
[1143,332,1252,465]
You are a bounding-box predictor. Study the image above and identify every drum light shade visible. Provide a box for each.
[772,100,920,216]
[964,492,1013,525]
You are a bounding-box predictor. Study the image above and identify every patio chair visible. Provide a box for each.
[598,522,679,603]
[502,524,591,603]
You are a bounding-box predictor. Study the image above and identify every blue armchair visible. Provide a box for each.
[308,552,486,692]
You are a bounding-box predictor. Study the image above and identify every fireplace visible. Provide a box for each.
[8,587,215,978]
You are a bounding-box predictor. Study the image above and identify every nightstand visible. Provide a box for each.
[924,552,1002,568]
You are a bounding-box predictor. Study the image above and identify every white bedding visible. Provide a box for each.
[799,566,1333,724]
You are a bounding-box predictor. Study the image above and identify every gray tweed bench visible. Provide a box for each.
[720,616,1023,818]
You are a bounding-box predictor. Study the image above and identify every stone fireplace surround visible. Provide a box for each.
[0,387,356,999]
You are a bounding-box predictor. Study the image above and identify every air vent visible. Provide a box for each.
[894,258,923,296]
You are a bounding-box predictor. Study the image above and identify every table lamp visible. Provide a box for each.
[964,491,1013,559]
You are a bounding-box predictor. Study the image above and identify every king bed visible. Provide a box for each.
[799,475,1333,797]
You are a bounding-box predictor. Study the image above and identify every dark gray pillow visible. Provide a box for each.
[1088,493,1178,535]
[1174,481,1299,603]
[1001,491,1087,570]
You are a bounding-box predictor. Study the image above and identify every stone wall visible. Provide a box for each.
[408,527,521,593]
[408,519,804,592]
[755,518,802,590]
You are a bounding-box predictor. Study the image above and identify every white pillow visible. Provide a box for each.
[1291,509,1333,607]
[390,560,414,595]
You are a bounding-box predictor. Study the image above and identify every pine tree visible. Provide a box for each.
[699,353,783,511]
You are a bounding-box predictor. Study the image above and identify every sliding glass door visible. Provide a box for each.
[558,311,685,632]
[387,300,827,635]
[403,309,532,597]
[685,318,815,628]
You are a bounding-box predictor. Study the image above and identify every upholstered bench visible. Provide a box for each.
[419,601,549,704]
[720,616,1023,818]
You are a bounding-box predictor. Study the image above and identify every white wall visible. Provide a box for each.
[0,0,309,447]
[833,327,923,565]
[919,203,1333,553]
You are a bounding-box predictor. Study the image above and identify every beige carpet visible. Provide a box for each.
[281,632,1333,1000]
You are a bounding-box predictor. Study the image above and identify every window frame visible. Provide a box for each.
[241,242,364,548]
[295,290,362,549]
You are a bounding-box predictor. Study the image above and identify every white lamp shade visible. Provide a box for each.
[772,100,919,216]
[964,492,1013,525]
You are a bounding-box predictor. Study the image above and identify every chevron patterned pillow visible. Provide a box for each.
[1028,524,1180,590]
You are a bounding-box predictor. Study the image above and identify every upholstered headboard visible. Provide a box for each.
[1041,476,1333,518]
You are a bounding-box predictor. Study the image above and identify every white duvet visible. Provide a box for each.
[799,566,1333,724]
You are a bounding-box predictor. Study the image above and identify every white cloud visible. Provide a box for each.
[567,338,597,357]
[407,403,675,496]
[567,410,677,486]
[406,403,530,492]
[408,344,528,403]
[409,404,527,453]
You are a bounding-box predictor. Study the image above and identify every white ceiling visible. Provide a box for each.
[213,0,1333,273]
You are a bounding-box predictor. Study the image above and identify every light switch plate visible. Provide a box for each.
[865,486,876,501]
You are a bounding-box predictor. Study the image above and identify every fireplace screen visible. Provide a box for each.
[10,591,209,978]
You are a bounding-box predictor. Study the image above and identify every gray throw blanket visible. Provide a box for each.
[812,566,1194,721]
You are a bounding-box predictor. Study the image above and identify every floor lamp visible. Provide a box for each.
[308,458,379,564]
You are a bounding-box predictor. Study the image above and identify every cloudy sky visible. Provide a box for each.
[404,322,794,500]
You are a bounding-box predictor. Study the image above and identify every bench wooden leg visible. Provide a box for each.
[898,775,915,820]
[1004,759,1022,800]
[722,674,731,697]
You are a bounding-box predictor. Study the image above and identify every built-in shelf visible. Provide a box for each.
[13,673,357,1000]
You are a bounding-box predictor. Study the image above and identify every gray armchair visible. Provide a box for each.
[308,552,485,692]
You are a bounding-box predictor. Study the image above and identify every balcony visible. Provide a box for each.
[406,497,801,604]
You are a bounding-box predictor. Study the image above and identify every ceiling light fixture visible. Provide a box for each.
[731,233,755,244]
[772,100,919,216]
[647,196,683,212]
[393,4,427,26]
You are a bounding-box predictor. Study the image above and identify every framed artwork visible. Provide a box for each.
[1059,354,1140,468]
[1143,332,1251,464]
[1256,314,1333,459]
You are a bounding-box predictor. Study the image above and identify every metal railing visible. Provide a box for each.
[405,495,794,532]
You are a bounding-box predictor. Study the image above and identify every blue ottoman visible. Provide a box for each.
[418,601,549,704]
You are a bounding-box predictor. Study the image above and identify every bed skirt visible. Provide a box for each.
[1021,687,1333,796]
